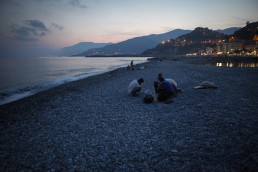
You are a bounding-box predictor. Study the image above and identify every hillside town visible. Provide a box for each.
[144,21,258,57]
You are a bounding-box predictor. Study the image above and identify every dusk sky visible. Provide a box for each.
[0,0,257,58]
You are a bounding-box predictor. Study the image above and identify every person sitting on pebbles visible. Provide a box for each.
[156,76,176,103]
[154,73,181,94]
[128,78,144,96]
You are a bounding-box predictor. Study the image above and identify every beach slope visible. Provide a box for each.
[1,59,258,171]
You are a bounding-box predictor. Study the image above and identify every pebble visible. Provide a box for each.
[1,59,258,171]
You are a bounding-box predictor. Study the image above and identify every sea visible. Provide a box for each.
[0,56,148,105]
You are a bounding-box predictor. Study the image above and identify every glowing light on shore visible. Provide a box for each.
[215,62,258,67]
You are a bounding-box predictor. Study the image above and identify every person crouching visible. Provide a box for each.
[157,76,176,102]
[128,78,144,96]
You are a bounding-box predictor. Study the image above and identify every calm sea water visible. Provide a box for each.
[0,56,148,105]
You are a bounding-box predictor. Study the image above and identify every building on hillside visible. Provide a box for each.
[254,30,258,56]
[216,43,223,54]
[216,40,243,55]
[223,43,228,53]
[206,47,214,55]
[227,40,243,53]
[244,44,256,55]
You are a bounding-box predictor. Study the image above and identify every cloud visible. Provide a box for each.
[10,1,22,8]
[24,20,49,32]
[0,0,22,8]
[9,20,49,42]
[52,23,64,30]
[68,0,88,9]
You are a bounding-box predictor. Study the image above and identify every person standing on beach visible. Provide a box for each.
[130,60,134,70]
[127,60,135,70]
[128,78,144,96]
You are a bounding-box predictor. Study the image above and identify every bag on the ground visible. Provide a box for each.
[143,94,154,104]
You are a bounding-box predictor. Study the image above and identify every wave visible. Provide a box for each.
[0,56,148,105]
[0,71,105,105]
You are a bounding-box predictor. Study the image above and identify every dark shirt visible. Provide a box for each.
[160,81,175,93]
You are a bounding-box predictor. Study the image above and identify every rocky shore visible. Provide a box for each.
[1,57,258,171]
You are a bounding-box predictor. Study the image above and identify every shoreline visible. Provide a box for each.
[1,55,257,106]
[0,63,130,109]
[0,68,127,106]
[151,55,258,64]
[1,57,258,171]
[0,57,148,106]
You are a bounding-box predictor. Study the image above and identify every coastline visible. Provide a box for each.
[1,57,258,171]
[0,56,148,106]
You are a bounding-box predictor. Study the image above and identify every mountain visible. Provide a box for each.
[216,27,240,35]
[59,42,112,56]
[78,29,192,56]
[147,29,193,42]
[177,27,224,42]
[142,27,225,56]
[232,21,258,40]
[142,22,258,56]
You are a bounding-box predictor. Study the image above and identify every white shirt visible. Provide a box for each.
[128,79,140,93]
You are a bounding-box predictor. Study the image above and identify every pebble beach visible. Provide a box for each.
[1,57,258,171]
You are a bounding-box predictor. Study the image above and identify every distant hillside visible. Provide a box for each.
[142,27,225,56]
[78,29,192,56]
[59,42,112,56]
[147,29,193,42]
[142,22,258,57]
[232,21,258,40]
[216,27,240,35]
[177,27,224,42]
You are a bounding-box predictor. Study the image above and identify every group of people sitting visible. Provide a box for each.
[128,73,181,103]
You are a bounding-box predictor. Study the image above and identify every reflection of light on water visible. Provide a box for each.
[215,62,258,68]
[216,63,222,67]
